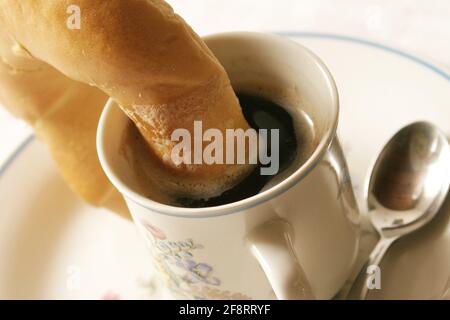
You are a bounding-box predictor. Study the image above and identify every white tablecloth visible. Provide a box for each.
[1,0,449,165]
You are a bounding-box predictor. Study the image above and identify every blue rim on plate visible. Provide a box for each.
[278,32,450,81]
[1,32,449,188]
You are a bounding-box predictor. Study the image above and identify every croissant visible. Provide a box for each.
[0,0,252,209]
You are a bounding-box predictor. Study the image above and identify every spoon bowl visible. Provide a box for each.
[367,121,450,238]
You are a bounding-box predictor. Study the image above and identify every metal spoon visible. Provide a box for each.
[442,276,450,299]
[359,121,450,299]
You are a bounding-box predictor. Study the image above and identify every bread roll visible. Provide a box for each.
[0,0,252,202]
[0,29,129,217]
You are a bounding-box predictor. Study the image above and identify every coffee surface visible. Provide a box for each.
[122,93,314,207]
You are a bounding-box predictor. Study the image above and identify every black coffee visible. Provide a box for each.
[177,93,298,207]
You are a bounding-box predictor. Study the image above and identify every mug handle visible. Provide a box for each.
[247,219,315,299]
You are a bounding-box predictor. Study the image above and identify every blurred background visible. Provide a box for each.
[1,0,450,165]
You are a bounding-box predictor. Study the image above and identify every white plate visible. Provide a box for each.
[0,33,449,300]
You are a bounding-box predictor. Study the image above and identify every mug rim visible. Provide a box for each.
[96,31,339,218]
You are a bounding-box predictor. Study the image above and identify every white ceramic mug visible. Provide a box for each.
[97,32,360,300]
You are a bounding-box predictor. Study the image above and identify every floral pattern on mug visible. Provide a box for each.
[140,221,250,300]
[181,261,220,286]
[142,222,166,240]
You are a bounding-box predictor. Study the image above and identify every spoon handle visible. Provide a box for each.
[359,236,397,300]
[441,276,450,299]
